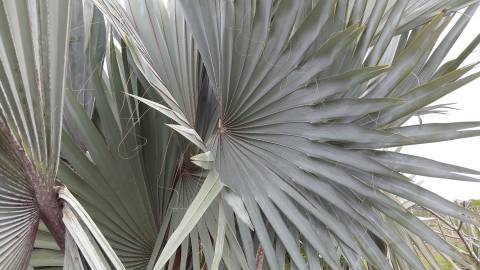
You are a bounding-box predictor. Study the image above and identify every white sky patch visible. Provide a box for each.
[402,8,480,201]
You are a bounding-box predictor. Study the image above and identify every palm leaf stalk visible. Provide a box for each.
[1,0,480,269]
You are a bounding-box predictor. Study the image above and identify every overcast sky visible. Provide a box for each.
[402,8,480,201]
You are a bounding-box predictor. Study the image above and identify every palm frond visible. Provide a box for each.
[0,0,71,268]
[159,1,480,269]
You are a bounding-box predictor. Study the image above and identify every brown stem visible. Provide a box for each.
[455,222,480,266]
[423,207,480,266]
[0,118,65,250]
[437,219,447,239]
[37,189,65,250]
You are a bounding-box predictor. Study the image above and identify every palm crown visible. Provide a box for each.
[1,0,480,269]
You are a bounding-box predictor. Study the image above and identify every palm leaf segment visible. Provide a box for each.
[48,0,480,270]
[0,0,71,268]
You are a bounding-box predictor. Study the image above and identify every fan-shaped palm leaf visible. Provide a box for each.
[149,1,480,269]
[0,0,71,268]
